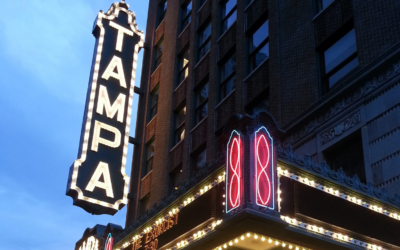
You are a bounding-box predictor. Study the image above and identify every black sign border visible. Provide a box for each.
[67,3,144,212]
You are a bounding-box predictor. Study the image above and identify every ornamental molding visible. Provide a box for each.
[285,58,400,145]
[371,149,400,168]
[377,174,400,189]
[320,111,360,145]
[370,127,400,146]
[277,145,400,207]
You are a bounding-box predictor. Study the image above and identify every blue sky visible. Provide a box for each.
[0,1,148,249]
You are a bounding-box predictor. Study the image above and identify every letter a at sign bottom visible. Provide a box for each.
[86,161,114,198]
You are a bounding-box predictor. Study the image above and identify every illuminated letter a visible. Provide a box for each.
[101,55,127,88]
[85,162,114,198]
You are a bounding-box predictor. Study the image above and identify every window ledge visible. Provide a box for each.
[141,170,153,181]
[215,88,236,110]
[155,18,165,31]
[197,0,209,13]
[175,77,187,92]
[170,139,184,152]
[194,51,210,69]
[217,21,236,43]
[312,0,336,21]
[190,115,207,133]
[243,57,269,82]
[244,0,255,12]
[178,22,191,39]
[147,114,157,126]
[151,63,162,77]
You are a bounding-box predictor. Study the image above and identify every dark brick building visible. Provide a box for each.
[75,0,400,249]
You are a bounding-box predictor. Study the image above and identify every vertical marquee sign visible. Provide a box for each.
[253,126,274,209]
[226,130,242,212]
[66,1,144,215]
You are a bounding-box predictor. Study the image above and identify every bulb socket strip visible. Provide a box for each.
[214,232,310,250]
[281,215,386,250]
[277,167,400,221]
[165,220,223,250]
[119,174,226,249]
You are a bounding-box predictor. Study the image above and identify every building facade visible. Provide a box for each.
[127,0,400,220]
[74,0,400,249]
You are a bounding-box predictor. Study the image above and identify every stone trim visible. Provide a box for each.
[377,175,400,189]
[320,112,360,145]
[371,149,400,169]
[370,127,400,146]
[367,103,400,126]
[285,58,400,145]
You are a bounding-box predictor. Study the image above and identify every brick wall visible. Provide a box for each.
[191,117,208,153]
[313,0,353,47]
[127,0,400,224]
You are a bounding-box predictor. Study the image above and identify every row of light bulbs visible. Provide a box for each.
[214,232,310,250]
[121,208,180,249]
[70,5,142,211]
[277,167,400,221]
[119,173,226,249]
[281,215,386,250]
[166,220,223,250]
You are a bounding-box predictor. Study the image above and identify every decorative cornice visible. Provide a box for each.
[367,103,400,126]
[277,145,400,207]
[369,127,400,146]
[371,149,400,168]
[377,174,400,189]
[285,58,400,145]
[320,111,360,145]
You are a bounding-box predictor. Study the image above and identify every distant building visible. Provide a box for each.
[75,0,400,249]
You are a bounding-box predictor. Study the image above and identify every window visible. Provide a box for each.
[322,28,358,91]
[140,196,150,216]
[221,0,237,33]
[199,0,207,8]
[175,106,186,144]
[316,0,334,12]
[220,53,236,100]
[178,49,190,83]
[181,1,192,31]
[193,148,206,171]
[198,23,211,60]
[146,140,155,175]
[249,20,269,72]
[155,40,163,69]
[195,83,208,124]
[324,132,366,183]
[150,86,159,120]
[170,167,183,193]
[158,0,167,25]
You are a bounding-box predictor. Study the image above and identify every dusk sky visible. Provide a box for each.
[0,1,149,249]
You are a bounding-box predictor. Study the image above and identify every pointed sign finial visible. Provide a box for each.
[119,0,129,9]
